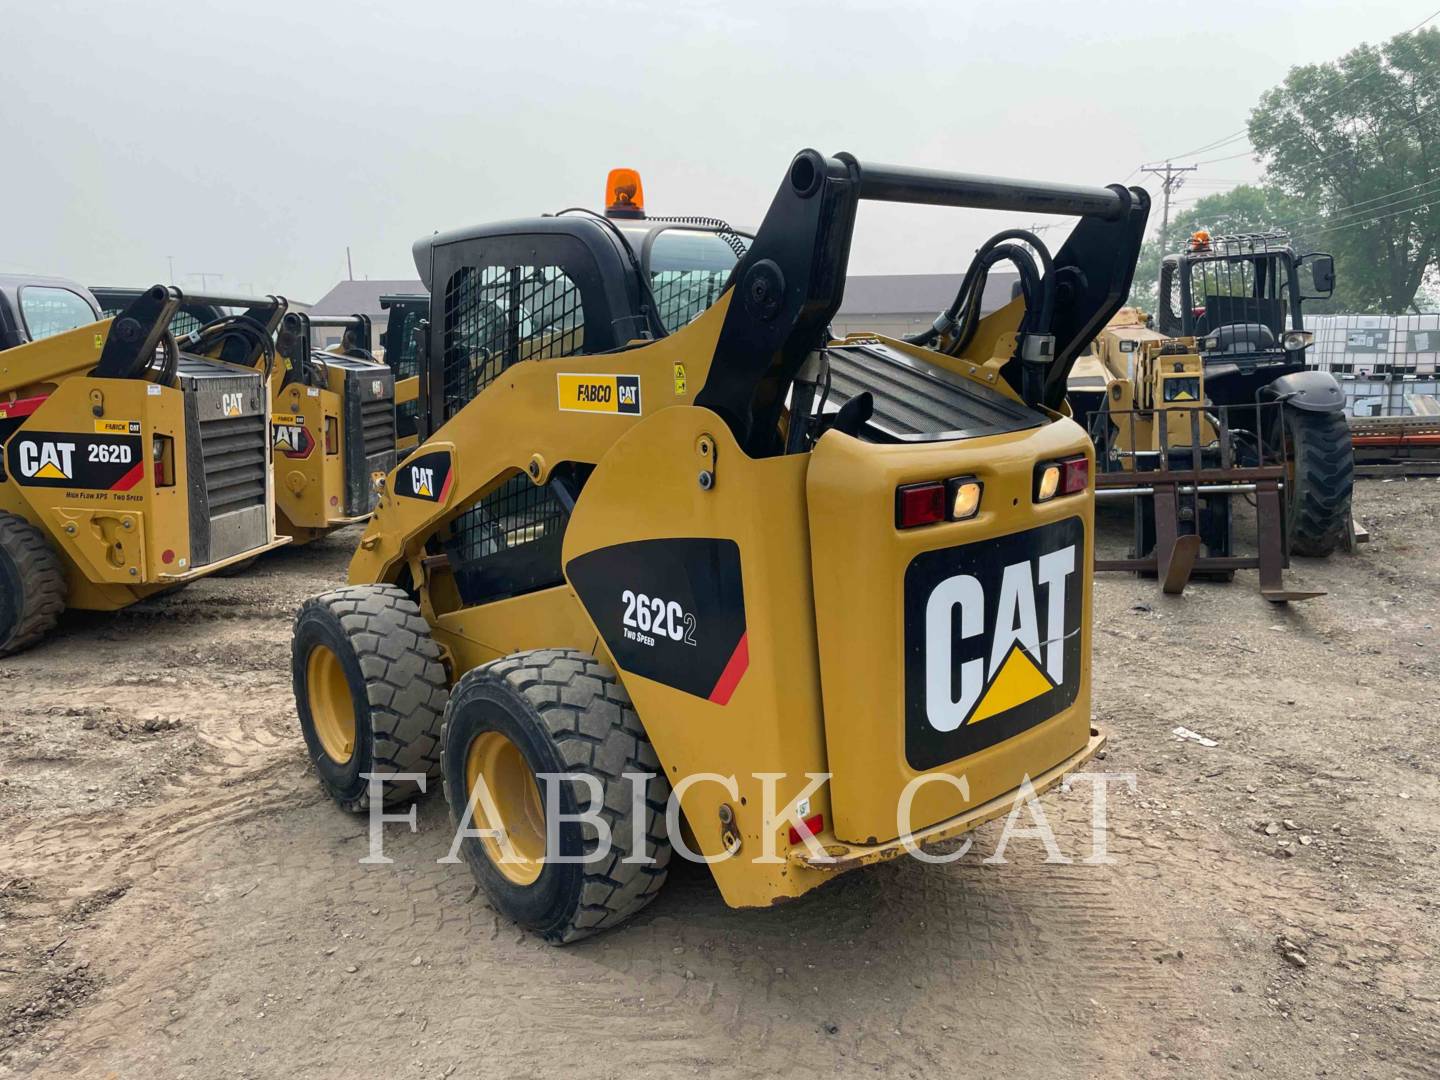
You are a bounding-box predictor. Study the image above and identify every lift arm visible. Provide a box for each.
[694,150,1150,456]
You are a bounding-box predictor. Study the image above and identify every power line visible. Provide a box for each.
[1161,7,1440,161]
[1272,175,1440,234]
[1141,162,1199,250]
[1307,195,1438,238]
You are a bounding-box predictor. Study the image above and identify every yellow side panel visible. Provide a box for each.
[806,418,1095,844]
[560,406,834,908]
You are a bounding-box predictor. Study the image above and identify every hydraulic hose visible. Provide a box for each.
[906,228,1056,352]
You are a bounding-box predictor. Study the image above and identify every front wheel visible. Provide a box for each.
[291,584,448,810]
[441,649,672,944]
[1283,407,1353,557]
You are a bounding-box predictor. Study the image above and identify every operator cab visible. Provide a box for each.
[1156,232,1334,401]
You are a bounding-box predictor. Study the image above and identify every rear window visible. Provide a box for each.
[647,229,749,332]
[19,286,96,341]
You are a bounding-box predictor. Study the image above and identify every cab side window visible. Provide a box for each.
[19,287,97,341]
[440,264,586,422]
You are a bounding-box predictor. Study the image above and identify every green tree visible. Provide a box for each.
[1127,185,1317,314]
[1247,27,1440,312]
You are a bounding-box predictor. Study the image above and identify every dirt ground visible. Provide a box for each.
[1,479,1437,1079]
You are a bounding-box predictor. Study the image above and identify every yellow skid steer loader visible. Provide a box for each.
[291,152,1150,942]
[0,280,288,654]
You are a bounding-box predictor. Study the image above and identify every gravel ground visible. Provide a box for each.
[0,479,1436,1079]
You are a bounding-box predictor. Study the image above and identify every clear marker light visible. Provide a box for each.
[1037,465,1061,502]
[948,477,983,520]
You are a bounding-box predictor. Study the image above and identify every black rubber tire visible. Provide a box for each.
[441,649,671,945]
[1284,407,1353,558]
[0,512,67,657]
[291,584,448,811]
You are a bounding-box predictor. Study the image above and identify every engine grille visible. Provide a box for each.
[361,397,395,459]
[198,413,268,514]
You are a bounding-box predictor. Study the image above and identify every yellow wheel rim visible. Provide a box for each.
[465,731,546,886]
[306,645,356,765]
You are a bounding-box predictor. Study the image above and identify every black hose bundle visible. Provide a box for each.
[143,328,181,387]
[906,228,1055,357]
[183,315,278,379]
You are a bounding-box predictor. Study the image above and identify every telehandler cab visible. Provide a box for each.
[0,279,289,655]
[291,151,1149,942]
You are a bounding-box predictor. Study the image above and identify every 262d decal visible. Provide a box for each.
[7,432,145,491]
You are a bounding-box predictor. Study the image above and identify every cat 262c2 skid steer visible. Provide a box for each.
[0,280,289,655]
[291,150,1150,942]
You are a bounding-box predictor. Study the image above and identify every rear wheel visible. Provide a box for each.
[441,649,671,944]
[291,584,448,810]
[0,512,67,657]
[1283,407,1353,557]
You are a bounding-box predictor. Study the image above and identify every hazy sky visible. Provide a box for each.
[1,0,1430,302]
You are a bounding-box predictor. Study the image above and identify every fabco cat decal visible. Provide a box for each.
[556,373,641,415]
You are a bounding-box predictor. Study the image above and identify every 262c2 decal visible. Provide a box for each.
[568,538,746,704]
[621,590,698,646]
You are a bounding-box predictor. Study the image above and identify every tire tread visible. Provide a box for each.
[441,648,671,944]
[294,584,448,811]
[0,512,67,657]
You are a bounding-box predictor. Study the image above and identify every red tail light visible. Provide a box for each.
[1060,456,1089,495]
[1036,455,1089,501]
[789,813,824,845]
[895,482,946,528]
[152,436,175,487]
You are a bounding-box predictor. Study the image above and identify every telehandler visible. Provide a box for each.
[1068,231,1349,598]
[291,151,1149,942]
[0,278,289,655]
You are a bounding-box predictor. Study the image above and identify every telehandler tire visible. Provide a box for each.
[0,512,67,657]
[291,584,448,811]
[1283,407,1353,558]
[441,649,672,944]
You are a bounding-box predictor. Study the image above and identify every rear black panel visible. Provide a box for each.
[903,517,1084,770]
[826,341,1046,442]
[319,357,395,517]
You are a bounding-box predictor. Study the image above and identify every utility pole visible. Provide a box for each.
[190,272,223,292]
[167,255,175,284]
[1141,161,1198,251]
[346,246,354,281]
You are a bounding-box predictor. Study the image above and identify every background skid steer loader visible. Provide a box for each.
[270,312,397,544]
[0,280,288,655]
[379,293,428,455]
[97,289,400,548]
[290,151,1149,943]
